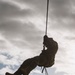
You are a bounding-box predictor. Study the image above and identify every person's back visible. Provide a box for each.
[38,35,58,67]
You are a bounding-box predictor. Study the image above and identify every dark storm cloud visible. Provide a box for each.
[0,20,43,49]
[17,0,47,16]
[0,1,34,23]
[46,0,75,32]
[21,0,74,18]
[0,0,43,49]
[18,0,46,10]
[0,39,8,49]
[49,0,71,18]
[18,0,75,32]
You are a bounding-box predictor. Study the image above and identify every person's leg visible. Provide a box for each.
[20,56,39,75]
[5,67,22,75]
[14,56,38,75]
[5,56,39,75]
[5,72,14,75]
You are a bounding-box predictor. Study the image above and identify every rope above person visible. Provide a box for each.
[45,0,49,35]
[43,0,49,51]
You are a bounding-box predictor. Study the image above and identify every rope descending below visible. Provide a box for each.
[42,67,48,75]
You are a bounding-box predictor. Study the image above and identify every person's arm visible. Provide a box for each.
[43,35,50,46]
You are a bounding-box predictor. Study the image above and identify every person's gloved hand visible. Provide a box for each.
[44,35,47,38]
[43,35,48,45]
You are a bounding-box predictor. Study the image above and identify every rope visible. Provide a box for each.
[45,68,48,75]
[41,67,48,75]
[45,0,49,35]
[43,0,49,50]
[42,1,50,75]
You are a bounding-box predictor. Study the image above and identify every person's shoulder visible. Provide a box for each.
[54,40,58,44]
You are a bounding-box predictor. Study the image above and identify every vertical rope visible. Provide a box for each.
[45,0,49,35]
[45,68,48,75]
[42,1,50,75]
[43,0,49,50]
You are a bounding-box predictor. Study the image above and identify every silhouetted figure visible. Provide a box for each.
[6,35,58,75]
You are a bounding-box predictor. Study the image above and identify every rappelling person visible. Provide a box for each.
[5,35,58,75]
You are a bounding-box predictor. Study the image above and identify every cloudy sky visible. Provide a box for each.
[0,0,75,75]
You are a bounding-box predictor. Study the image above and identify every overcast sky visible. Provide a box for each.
[0,0,75,75]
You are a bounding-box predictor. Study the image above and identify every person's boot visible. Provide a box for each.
[5,72,14,75]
